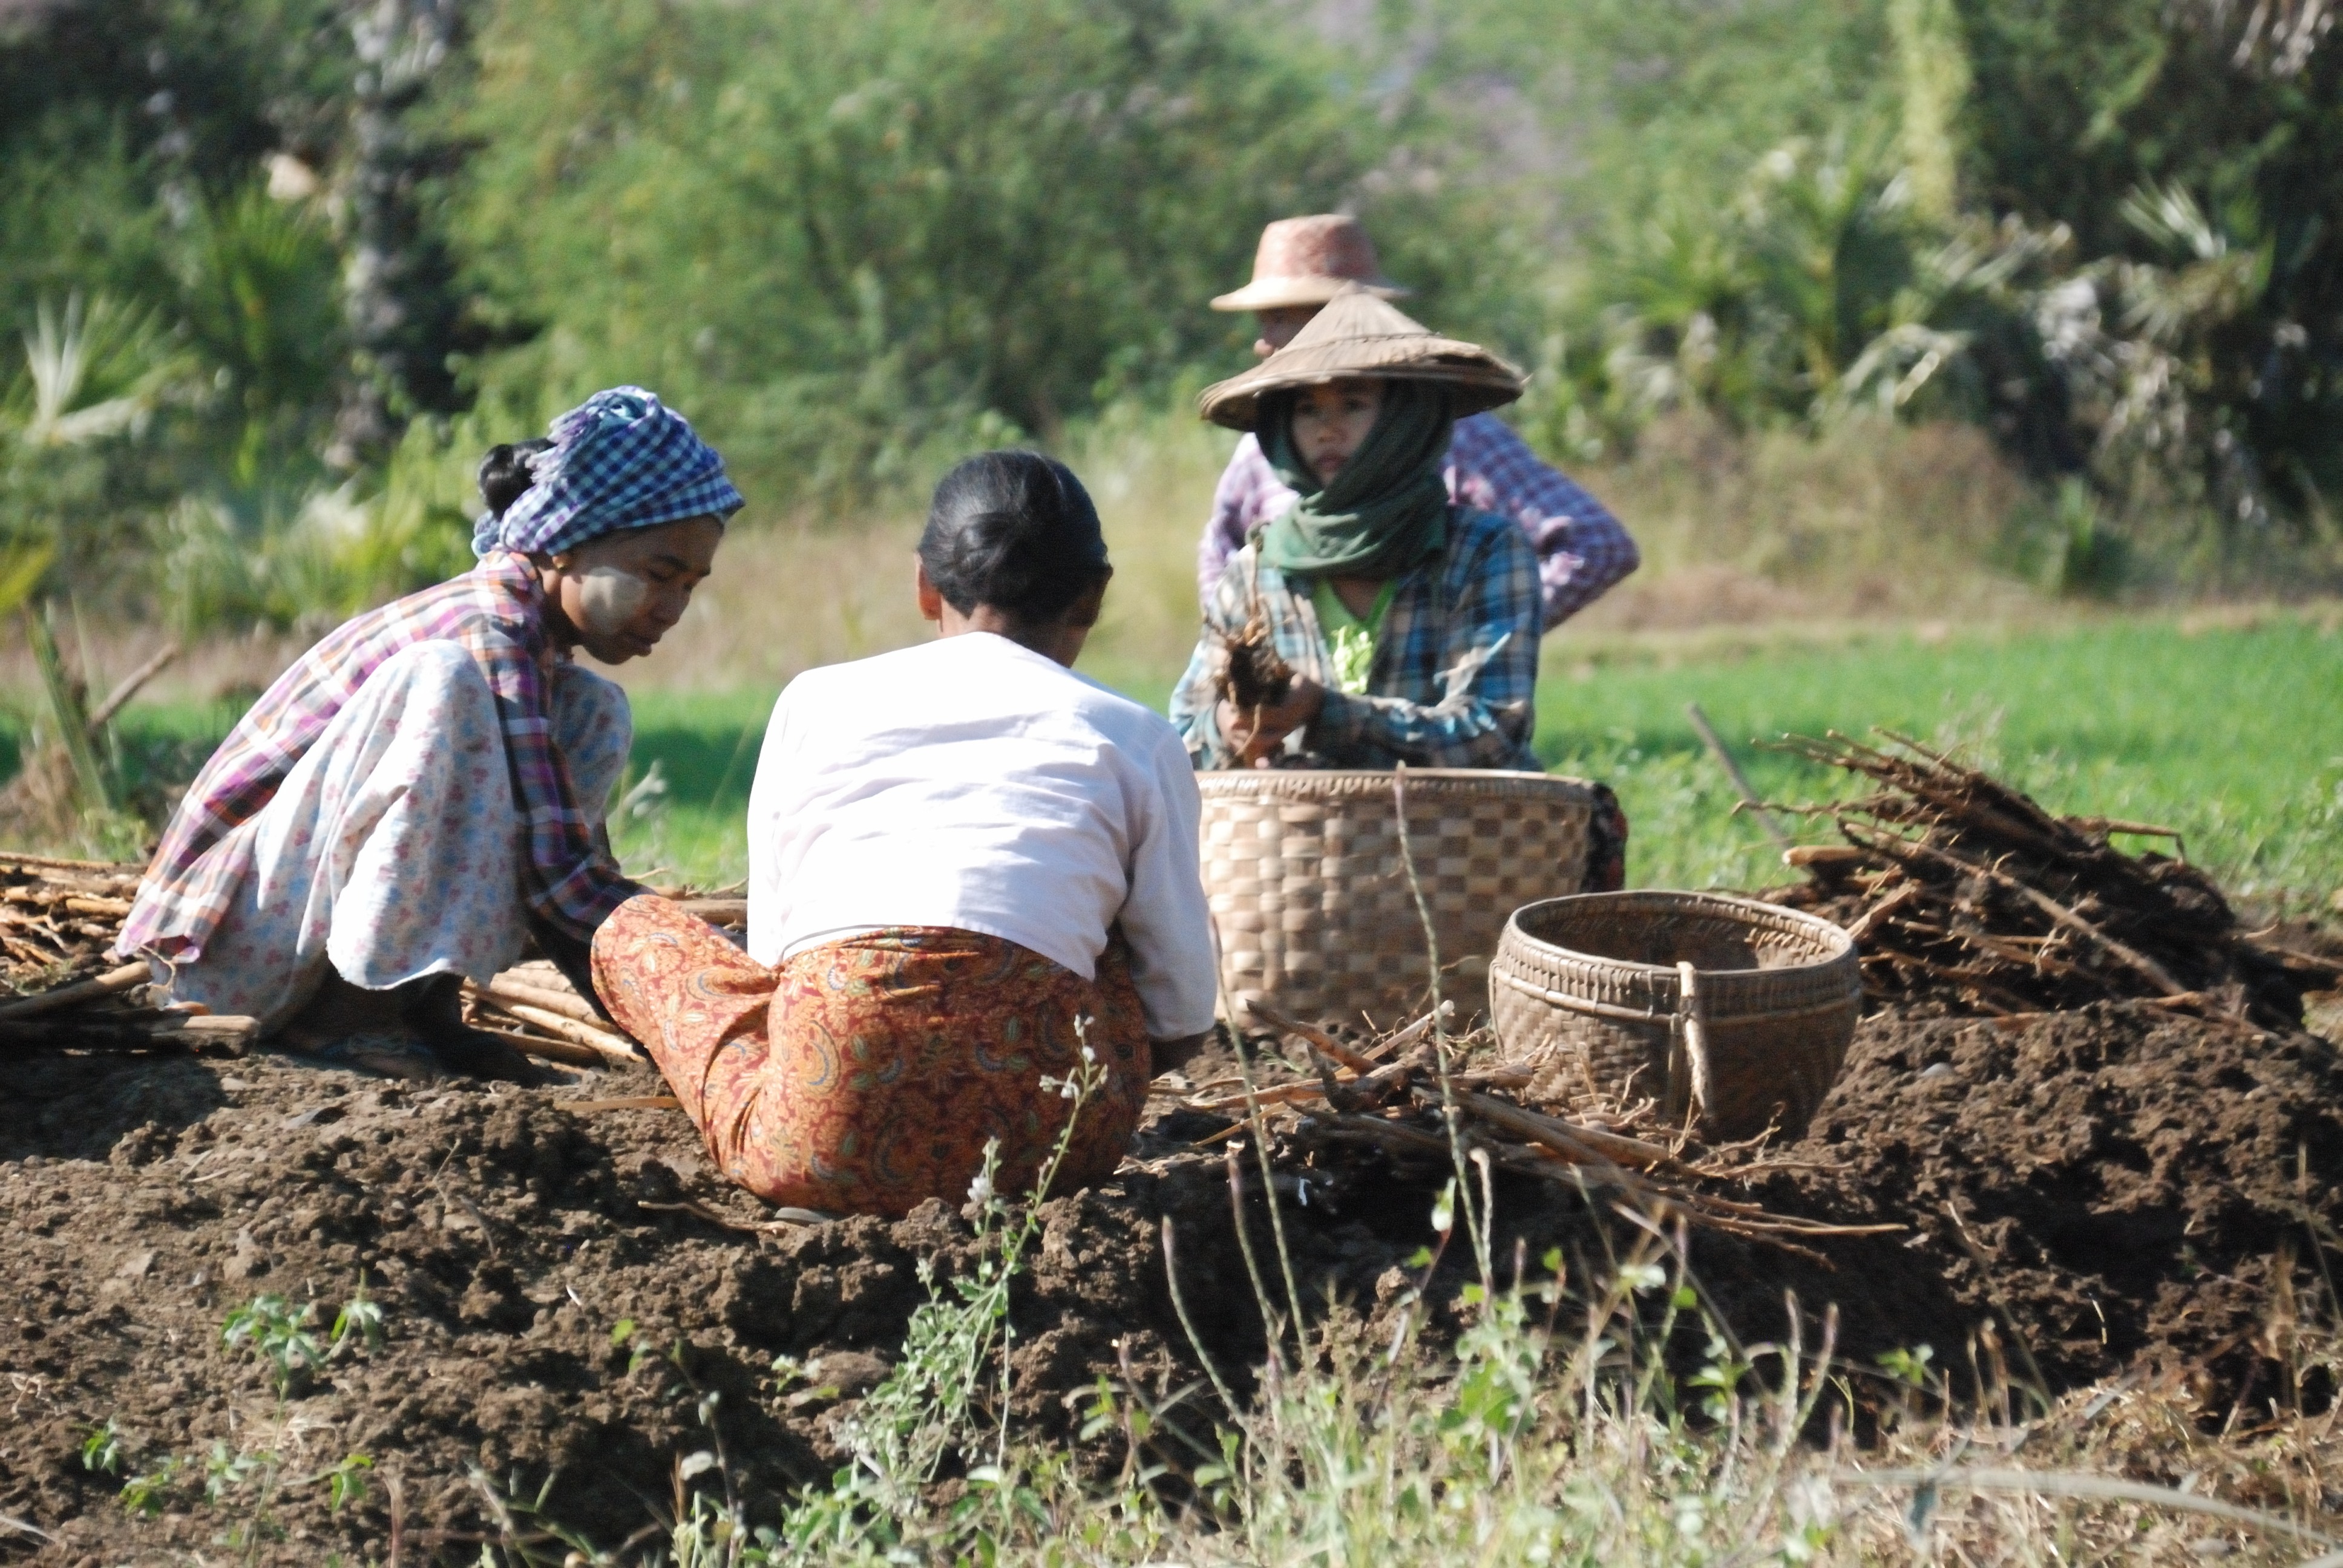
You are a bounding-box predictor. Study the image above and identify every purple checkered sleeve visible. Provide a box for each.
[117,552,641,962]
[1198,414,1638,630]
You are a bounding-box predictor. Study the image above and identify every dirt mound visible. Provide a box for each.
[0,1046,1320,1563]
[1754,1003,2343,1396]
[6,994,2340,1560]
[1250,1001,2343,1405]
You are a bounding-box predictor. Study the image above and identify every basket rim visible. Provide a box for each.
[1499,890,1855,981]
[1198,768,1598,797]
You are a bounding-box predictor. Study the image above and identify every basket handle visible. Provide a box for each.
[1673,960,1715,1131]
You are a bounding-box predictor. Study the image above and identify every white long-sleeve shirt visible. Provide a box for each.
[746,632,1217,1040]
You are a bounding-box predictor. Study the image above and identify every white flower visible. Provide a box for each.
[1060,1080,1078,1099]
[966,1169,994,1208]
[1080,1044,1096,1064]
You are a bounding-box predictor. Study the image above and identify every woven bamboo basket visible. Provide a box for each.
[1199,769,1601,1028]
[1489,891,1861,1140]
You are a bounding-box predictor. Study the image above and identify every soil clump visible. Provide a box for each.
[5,989,2341,1561]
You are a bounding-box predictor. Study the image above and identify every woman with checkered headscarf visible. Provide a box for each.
[117,387,742,1080]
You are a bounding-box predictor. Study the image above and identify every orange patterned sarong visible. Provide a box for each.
[589,893,1152,1217]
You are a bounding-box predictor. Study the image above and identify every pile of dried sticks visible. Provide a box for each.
[1204,1000,1897,1254]
[0,849,745,1070]
[460,961,639,1069]
[1766,733,2333,1028]
[0,853,258,1052]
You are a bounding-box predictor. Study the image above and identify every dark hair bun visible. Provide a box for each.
[917,451,1111,623]
[477,438,553,519]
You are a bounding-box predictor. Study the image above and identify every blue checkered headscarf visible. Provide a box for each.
[473,386,744,558]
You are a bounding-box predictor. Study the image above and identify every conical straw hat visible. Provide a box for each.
[1196,286,1527,431]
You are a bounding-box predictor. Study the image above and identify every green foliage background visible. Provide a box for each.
[0,0,2337,626]
[448,0,1380,498]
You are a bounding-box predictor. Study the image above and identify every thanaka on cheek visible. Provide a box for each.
[575,564,652,639]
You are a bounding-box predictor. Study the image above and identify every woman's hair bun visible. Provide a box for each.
[917,451,1111,624]
[477,438,554,519]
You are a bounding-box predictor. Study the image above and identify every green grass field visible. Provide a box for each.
[46,609,2339,909]
[1532,612,2339,903]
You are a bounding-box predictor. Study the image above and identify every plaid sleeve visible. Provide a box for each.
[1170,553,1254,769]
[1198,436,1288,606]
[470,629,641,940]
[1308,513,1541,768]
[1449,414,1639,630]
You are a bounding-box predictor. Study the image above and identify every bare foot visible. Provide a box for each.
[283,969,542,1082]
[282,970,443,1080]
[298,1029,446,1080]
[401,974,544,1083]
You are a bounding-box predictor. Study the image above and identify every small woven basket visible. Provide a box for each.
[1488,891,1861,1140]
[1199,768,1601,1028]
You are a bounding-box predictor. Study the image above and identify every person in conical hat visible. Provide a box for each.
[1168,288,1553,778]
[1198,214,1637,632]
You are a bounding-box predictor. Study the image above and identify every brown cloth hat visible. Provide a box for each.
[1196,286,1529,430]
[1210,214,1410,312]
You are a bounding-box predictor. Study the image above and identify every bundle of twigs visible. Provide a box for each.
[1205,1001,1898,1255]
[1765,732,2332,1028]
[454,891,744,1068]
[0,852,739,1069]
[0,853,139,976]
[460,962,641,1069]
[0,853,257,1052]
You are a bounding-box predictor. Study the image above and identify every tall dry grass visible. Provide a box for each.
[613,410,2051,702]
[1561,414,2043,637]
[10,410,2070,711]
[611,407,1237,696]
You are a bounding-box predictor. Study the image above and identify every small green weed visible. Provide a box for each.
[1877,1344,1936,1389]
[91,1280,392,1536]
[198,1437,287,1553]
[118,1455,182,1518]
[309,1451,373,1513]
[79,1416,124,1475]
[220,1285,385,1396]
[520,1027,1120,1566]
[202,1439,266,1505]
[221,1294,327,1396]
[330,1280,384,1353]
[773,1039,1114,1557]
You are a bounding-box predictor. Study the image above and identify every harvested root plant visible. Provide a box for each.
[1768,732,2335,1027]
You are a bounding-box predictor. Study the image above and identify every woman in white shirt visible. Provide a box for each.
[591,451,1216,1218]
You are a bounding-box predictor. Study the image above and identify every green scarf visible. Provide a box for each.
[1257,380,1454,580]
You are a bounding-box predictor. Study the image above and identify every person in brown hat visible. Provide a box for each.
[1169,287,1545,774]
[1199,215,1637,632]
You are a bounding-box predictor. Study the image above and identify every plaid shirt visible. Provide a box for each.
[117,551,640,962]
[1198,412,1638,631]
[1171,506,1542,771]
